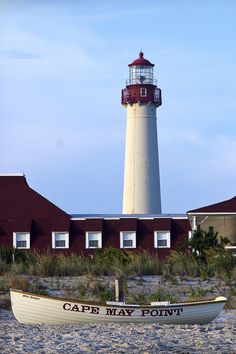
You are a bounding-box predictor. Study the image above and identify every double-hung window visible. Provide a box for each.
[86,232,102,249]
[120,231,136,249]
[154,231,171,248]
[13,232,30,249]
[52,232,69,249]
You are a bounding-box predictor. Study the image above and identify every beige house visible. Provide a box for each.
[187,196,236,249]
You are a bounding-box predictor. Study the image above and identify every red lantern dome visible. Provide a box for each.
[128,52,154,67]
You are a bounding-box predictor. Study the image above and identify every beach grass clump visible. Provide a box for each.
[166,251,200,277]
[0,259,8,275]
[89,248,130,276]
[7,275,31,292]
[205,249,236,282]
[9,252,90,277]
[148,287,179,303]
[52,254,89,276]
[88,248,163,277]
[126,287,178,305]
[187,286,207,301]
[63,277,115,302]
[34,254,58,277]
[126,291,148,304]
[124,251,163,276]
[0,246,13,264]
[0,278,8,292]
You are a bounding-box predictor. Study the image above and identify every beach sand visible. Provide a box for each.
[0,275,235,353]
[0,308,235,353]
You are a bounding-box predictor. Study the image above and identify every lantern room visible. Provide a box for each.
[128,52,155,85]
[121,52,161,106]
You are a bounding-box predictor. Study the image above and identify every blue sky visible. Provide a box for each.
[1,0,236,214]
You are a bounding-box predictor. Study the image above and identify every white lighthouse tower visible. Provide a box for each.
[122,52,162,214]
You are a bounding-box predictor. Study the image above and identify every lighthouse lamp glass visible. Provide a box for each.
[129,65,153,85]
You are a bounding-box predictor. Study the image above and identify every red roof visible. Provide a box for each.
[188,196,236,213]
[129,52,154,67]
[0,174,70,230]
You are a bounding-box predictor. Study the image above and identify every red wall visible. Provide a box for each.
[0,175,190,257]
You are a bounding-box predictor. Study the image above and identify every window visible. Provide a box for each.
[13,232,30,249]
[120,231,136,249]
[154,231,171,248]
[86,232,102,249]
[140,88,147,97]
[52,232,69,249]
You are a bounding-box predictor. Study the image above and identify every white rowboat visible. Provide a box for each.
[10,289,227,325]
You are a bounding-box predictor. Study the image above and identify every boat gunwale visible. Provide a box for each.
[10,288,227,308]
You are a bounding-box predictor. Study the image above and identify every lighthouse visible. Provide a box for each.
[121,52,162,214]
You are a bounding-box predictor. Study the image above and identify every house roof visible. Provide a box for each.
[0,174,70,229]
[187,196,236,214]
[71,213,187,220]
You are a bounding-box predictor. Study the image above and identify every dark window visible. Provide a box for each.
[140,88,147,97]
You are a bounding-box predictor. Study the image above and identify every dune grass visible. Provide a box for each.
[0,246,235,308]
[0,246,235,282]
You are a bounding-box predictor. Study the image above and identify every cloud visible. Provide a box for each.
[0,49,42,59]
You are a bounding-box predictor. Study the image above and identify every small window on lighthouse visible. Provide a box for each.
[140,88,147,97]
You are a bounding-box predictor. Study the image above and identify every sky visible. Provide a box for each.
[1,0,236,215]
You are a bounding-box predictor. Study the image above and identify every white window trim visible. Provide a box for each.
[52,232,69,249]
[85,231,102,249]
[13,232,30,249]
[154,231,171,248]
[120,231,136,249]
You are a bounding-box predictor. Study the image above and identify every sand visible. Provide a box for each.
[0,308,235,353]
[0,275,235,353]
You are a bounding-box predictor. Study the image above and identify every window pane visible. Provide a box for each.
[16,233,27,241]
[123,239,133,247]
[55,233,66,241]
[123,232,134,240]
[16,240,27,248]
[88,233,99,240]
[157,239,167,247]
[157,232,168,240]
[89,240,99,248]
[55,240,65,248]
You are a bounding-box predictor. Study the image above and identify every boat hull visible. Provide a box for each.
[10,289,227,325]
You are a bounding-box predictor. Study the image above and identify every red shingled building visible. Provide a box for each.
[0,174,190,257]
